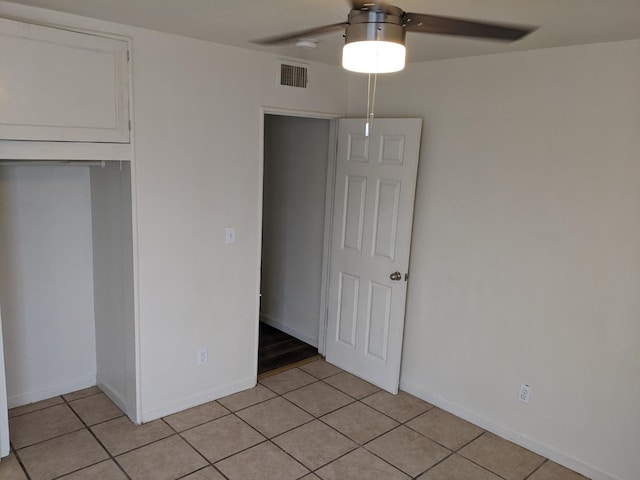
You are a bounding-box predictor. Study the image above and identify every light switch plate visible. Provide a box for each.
[225,227,235,244]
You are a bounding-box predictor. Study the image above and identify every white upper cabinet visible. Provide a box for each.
[0,18,130,143]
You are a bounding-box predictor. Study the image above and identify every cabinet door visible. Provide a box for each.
[0,18,130,143]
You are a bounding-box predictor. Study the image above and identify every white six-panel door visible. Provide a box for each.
[326,118,422,393]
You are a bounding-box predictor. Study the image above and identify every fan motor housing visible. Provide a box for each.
[345,6,406,46]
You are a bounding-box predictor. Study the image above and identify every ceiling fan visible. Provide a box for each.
[254,0,537,73]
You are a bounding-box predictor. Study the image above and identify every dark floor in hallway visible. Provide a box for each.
[258,321,318,375]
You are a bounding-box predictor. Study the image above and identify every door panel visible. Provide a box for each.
[342,176,367,252]
[337,272,359,347]
[326,118,422,393]
[365,281,392,360]
[372,179,401,260]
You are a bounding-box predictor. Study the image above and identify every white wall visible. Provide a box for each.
[90,162,136,418]
[132,31,347,420]
[0,166,96,407]
[348,40,640,480]
[261,115,330,346]
[0,1,349,421]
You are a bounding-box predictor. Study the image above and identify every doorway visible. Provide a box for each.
[259,113,337,375]
[259,114,422,391]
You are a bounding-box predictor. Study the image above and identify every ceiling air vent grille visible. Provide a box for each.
[280,62,308,88]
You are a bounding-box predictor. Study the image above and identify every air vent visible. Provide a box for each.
[280,62,308,88]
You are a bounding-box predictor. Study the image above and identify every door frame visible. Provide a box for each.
[0,306,9,458]
[257,107,342,364]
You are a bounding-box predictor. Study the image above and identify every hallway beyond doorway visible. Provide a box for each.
[258,321,318,375]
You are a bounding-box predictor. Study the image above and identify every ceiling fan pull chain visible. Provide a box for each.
[365,69,379,139]
[370,70,378,132]
[365,71,372,137]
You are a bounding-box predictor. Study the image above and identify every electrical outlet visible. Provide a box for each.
[197,348,208,366]
[519,384,532,404]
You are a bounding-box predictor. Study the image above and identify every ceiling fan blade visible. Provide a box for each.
[404,13,536,41]
[350,0,386,9]
[350,0,369,8]
[252,22,347,45]
[350,1,396,14]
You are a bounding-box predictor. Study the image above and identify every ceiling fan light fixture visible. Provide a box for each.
[342,10,406,74]
[342,40,406,73]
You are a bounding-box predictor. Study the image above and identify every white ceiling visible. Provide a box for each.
[5,0,640,65]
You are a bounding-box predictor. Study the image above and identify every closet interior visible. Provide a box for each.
[0,162,137,420]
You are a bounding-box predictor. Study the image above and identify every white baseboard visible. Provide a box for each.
[140,377,256,423]
[96,379,127,417]
[260,314,318,348]
[399,380,618,480]
[8,373,96,408]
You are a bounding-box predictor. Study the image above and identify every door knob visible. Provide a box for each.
[390,271,402,281]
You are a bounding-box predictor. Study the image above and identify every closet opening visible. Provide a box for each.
[0,161,137,422]
[259,113,337,376]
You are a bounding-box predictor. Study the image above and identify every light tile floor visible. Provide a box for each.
[1,360,590,480]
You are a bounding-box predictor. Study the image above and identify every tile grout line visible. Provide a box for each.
[396,424,509,480]
[258,365,431,479]
[259,380,357,478]
[259,376,322,397]
[8,398,64,419]
[171,371,352,477]
[389,403,456,480]
[523,458,549,480]
[359,392,432,425]
[257,354,322,380]
[263,438,314,476]
[174,464,230,480]
[261,369,376,420]
[10,444,33,480]
[455,431,547,480]
[11,425,87,451]
[401,413,485,453]
[58,389,134,480]
[315,407,397,448]
[219,365,355,477]
[291,366,473,480]
[128,400,268,477]
[161,413,233,480]
[409,450,456,480]
[349,391,516,480]
[257,365,427,479]
[219,407,313,464]
[165,403,296,478]
[453,432,511,480]
[10,388,117,480]
[359,423,450,479]
[10,397,125,480]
